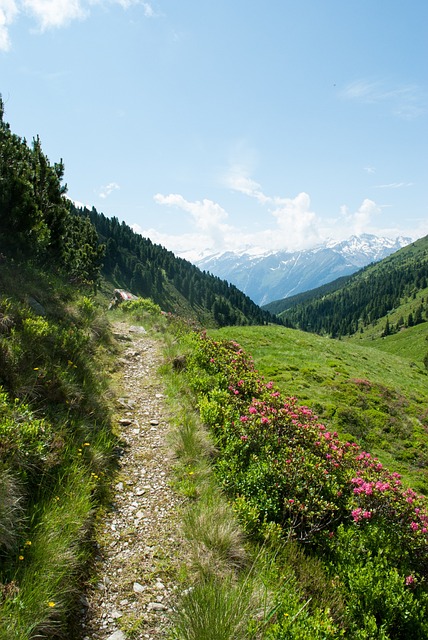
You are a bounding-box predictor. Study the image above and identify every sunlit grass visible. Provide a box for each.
[0,466,94,638]
[210,324,428,492]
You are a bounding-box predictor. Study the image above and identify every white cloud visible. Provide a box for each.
[226,167,321,250]
[225,167,270,205]
[99,181,120,198]
[340,198,381,235]
[0,0,18,51]
[153,193,233,253]
[23,0,87,30]
[152,185,323,257]
[270,192,320,248]
[0,0,155,46]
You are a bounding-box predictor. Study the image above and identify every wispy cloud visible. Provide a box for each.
[342,78,425,119]
[0,0,156,50]
[374,182,414,189]
[99,181,120,198]
[140,179,406,260]
[226,167,321,249]
[152,170,323,257]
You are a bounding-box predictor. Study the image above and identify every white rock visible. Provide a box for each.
[111,609,123,619]
[133,582,146,593]
[106,631,126,640]
[147,602,168,611]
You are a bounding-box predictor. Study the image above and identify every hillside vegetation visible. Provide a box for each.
[2,95,428,639]
[173,327,428,638]
[211,325,428,494]
[70,203,277,328]
[274,235,428,339]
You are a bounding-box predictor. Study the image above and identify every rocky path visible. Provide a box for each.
[80,322,183,640]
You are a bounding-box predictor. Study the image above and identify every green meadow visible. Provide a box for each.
[210,324,428,493]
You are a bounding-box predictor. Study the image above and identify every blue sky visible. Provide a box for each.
[1,0,427,259]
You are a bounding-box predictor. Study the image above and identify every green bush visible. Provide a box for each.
[182,331,428,637]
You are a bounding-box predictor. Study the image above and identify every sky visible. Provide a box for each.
[1,0,427,260]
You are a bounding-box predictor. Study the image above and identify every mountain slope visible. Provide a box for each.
[71,204,278,328]
[280,234,428,338]
[194,234,411,306]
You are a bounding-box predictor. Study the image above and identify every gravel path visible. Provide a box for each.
[80,322,184,640]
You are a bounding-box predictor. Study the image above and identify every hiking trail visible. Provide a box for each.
[80,322,184,640]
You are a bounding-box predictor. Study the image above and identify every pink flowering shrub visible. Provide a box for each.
[186,331,428,560]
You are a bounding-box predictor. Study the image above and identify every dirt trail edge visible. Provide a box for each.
[81,322,183,640]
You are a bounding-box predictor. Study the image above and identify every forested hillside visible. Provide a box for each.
[0,100,104,284]
[280,235,428,338]
[0,91,276,329]
[70,203,276,327]
[263,274,352,317]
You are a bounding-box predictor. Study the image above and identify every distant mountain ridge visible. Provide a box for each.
[193,234,411,305]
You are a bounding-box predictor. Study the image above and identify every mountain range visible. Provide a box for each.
[193,234,411,306]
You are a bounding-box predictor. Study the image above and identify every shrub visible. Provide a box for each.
[182,331,428,636]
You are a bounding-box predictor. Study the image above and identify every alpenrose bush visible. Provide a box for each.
[186,332,428,580]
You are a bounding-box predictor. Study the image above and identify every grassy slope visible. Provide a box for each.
[210,324,428,493]
[0,263,119,638]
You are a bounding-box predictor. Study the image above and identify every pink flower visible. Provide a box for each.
[249,406,257,414]
[410,522,419,531]
[405,575,415,586]
[352,508,362,522]
[240,435,248,442]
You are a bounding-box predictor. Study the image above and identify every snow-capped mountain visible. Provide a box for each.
[193,234,412,306]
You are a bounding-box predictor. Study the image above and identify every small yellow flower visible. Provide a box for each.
[25,540,32,546]
[188,471,194,475]
[19,555,24,561]
[33,367,39,371]
[83,442,90,447]
[48,601,56,608]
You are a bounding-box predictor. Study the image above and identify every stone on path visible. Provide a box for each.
[106,631,126,640]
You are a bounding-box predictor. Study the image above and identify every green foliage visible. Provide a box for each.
[280,234,428,339]
[0,263,117,638]
[181,330,428,637]
[71,202,278,328]
[212,324,428,492]
[0,97,104,286]
[329,525,428,638]
[172,575,256,640]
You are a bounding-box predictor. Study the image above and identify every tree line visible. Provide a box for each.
[0,97,104,285]
[0,94,278,328]
[282,239,428,337]
[72,204,279,327]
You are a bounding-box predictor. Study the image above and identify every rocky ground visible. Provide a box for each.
[80,322,184,640]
